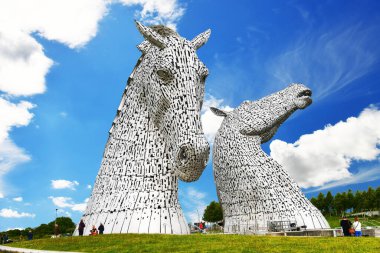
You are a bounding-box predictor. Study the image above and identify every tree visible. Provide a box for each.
[47,217,76,235]
[376,186,380,210]
[203,201,223,222]
[324,191,334,215]
[346,189,354,212]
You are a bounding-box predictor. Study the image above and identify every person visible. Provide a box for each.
[352,217,362,237]
[98,223,104,234]
[27,230,33,240]
[90,225,98,235]
[78,219,86,236]
[3,233,8,244]
[54,223,61,237]
[340,216,352,236]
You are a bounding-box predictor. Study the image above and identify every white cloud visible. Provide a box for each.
[0,29,53,96]
[271,24,379,100]
[201,95,233,144]
[270,106,380,188]
[51,180,79,190]
[179,187,208,223]
[59,112,68,118]
[13,197,23,202]
[0,98,35,142]
[57,209,72,217]
[49,196,88,212]
[87,185,92,189]
[0,138,31,198]
[0,208,35,218]
[118,0,184,29]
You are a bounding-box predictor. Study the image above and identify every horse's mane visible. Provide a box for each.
[149,25,179,37]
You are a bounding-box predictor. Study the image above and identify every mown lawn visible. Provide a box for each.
[325,216,380,228]
[7,234,380,253]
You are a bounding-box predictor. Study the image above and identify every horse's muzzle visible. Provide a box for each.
[174,139,210,182]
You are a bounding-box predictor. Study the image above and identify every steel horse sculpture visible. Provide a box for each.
[76,22,211,235]
[212,84,330,234]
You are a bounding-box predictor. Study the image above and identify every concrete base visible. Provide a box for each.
[267,229,343,237]
[267,228,380,237]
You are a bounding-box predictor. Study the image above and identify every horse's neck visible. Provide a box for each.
[111,81,177,189]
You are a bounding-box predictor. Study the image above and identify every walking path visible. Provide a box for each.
[0,245,80,253]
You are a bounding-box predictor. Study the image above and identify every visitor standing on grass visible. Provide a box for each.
[27,230,33,240]
[54,224,61,237]
[78,219,86,236]
[340,216,352,236]
[98,223,104,234]
[352,217,362,237]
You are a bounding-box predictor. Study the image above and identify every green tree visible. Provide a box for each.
[325,191,334,215]
[333,193,345,216]
[47,217,76,235]
[346,189,354,212]
[376,186,380,210]
[203,201,223,222]
[315,193,325,213]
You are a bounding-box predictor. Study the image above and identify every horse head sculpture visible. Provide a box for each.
[135,21,210,182]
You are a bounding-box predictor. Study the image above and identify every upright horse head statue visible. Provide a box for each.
[77,22,211,235]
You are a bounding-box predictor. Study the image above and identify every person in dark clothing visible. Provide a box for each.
[340,216,352,236]
[98,223,104,234]
[78,219,85,236]
[27,230,33,240]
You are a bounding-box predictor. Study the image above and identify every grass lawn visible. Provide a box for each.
[324,215,380,228]
[6,234,380,253]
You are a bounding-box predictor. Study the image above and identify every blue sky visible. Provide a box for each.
[1,0,380,231]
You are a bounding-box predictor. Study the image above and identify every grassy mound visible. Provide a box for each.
[7,233,380,253]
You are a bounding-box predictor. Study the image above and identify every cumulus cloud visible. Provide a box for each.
[179,187,208,223]
[270,106,380,188]
[87,185,92,189]
[49,196,88,212]
[0,139,31,197]
[51,180,79,190]
[118,0,184,29]
[12,197,23,202]
[0,98,35,142]
[201,95,233,144]
[271,24,379,100]
[0,208,35,218]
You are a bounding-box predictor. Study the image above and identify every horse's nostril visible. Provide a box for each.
[178,146,188,162]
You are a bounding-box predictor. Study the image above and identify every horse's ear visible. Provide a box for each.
[210,107,228,117]
[191,29,211,50]
[135,21,167,49]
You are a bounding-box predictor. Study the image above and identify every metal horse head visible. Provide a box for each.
[211,83,312,143]
[135,21,211,182]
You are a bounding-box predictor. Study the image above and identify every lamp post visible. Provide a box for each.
[55,209,58,225]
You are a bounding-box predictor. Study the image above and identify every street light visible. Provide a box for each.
[55,209,58,225]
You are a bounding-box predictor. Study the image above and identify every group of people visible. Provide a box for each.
[78,220,104,236]
[340,216,362,237]
[0,233,9,244]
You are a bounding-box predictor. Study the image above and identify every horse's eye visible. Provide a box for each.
[157,69,172,82]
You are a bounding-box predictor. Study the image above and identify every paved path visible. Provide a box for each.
[0,245,80,253]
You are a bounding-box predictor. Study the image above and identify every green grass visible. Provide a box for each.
[325,216,380,228]
[6,234,380,253]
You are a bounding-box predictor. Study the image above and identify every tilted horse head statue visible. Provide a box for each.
[135,21,210,181]
[211,83,329,233]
